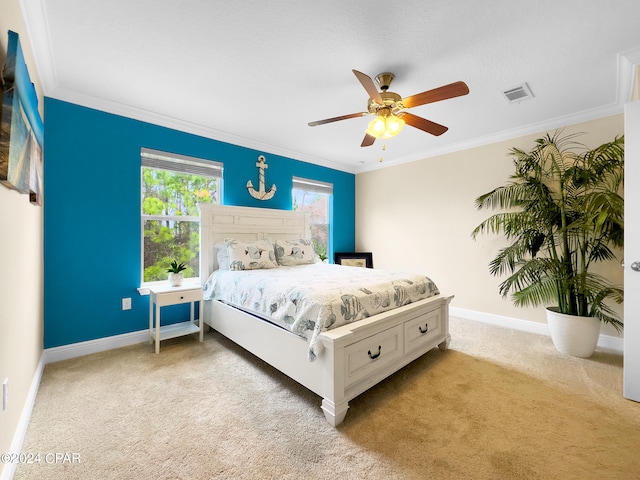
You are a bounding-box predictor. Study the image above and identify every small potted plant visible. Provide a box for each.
[167,260,187,287]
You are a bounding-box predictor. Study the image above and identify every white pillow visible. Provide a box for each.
[274,238,315,266]
[224,239,278,270]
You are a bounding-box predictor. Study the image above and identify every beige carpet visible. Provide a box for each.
[14,317,640,480]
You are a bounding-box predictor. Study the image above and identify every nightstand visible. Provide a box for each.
[148,284,204,353]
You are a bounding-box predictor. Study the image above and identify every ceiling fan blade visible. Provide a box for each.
[361,133,376,147]
[352,69,384,104]
[400,112,449,136]
[308,112,368,127]
[402,81,469,109]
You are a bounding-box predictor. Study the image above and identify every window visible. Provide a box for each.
[141,148,222,283]
[292,177,332,261]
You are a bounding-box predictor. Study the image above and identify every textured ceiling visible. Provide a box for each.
[21,0,640,173]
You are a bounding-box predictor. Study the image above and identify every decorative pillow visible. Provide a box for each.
[224,239,278,270]
[274,238,315,266]
[215,243,230,270]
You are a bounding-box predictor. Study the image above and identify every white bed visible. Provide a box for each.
[199,204,453,426]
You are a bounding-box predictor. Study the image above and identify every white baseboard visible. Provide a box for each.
[450,306,624,353]
[43,329,149,364]
[1,355,45,480]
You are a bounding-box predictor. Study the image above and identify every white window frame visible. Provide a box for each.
[140,148,223,287]
[292,176,333,260]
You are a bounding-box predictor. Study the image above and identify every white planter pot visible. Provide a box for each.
[546,307,601,358]
[168,272,184,287]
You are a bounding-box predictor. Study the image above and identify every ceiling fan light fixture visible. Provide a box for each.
[366,114,405,139]
[366,116,386,137]
[383,114,405,138]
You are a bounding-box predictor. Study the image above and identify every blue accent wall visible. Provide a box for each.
[43,98,355,348]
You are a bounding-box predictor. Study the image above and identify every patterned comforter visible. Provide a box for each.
[203,263,439,361]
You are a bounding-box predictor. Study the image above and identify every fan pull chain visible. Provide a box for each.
[379,143,386,162]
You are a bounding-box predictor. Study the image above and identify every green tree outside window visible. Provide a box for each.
[142,167,219,282]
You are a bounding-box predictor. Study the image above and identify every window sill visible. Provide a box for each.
[137,278,202,296]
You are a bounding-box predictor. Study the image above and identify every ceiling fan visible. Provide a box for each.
[308,70,469,147]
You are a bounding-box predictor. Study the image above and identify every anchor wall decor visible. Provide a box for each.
[247,155,277,200]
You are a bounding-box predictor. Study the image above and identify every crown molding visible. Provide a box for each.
[18,0,56,96]
[49,87,357,174]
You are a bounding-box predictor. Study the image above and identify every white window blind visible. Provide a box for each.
[292,176,333,195]
[141,147,223,178]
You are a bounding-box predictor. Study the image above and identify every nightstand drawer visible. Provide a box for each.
[154,288,202,307]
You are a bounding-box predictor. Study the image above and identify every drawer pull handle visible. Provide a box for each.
[180,296,184,300]
[368,346,382,360]
[418,324,429,334]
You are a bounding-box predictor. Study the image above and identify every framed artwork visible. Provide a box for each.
[0,30,44,205]
[334,252,373,268]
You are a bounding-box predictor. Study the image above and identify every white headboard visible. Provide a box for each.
[199,204,310,282]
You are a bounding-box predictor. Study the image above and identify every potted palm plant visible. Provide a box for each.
[167,260,187,287]
[472,131,624,357]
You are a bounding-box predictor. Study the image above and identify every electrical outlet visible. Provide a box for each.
[122,297,132,310]
[3,378,8,411]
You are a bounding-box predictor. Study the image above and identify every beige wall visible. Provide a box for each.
[0,0,44,472]
[356,114,625,336]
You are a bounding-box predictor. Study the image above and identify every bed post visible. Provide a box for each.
[321,399,349,427]
[437,296,453,350]
[319,339,349,426]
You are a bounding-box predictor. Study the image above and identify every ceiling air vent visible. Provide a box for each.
[502,83,534,104]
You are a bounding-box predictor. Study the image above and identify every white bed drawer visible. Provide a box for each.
[403,308,443,354]
[344,325,403,387]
